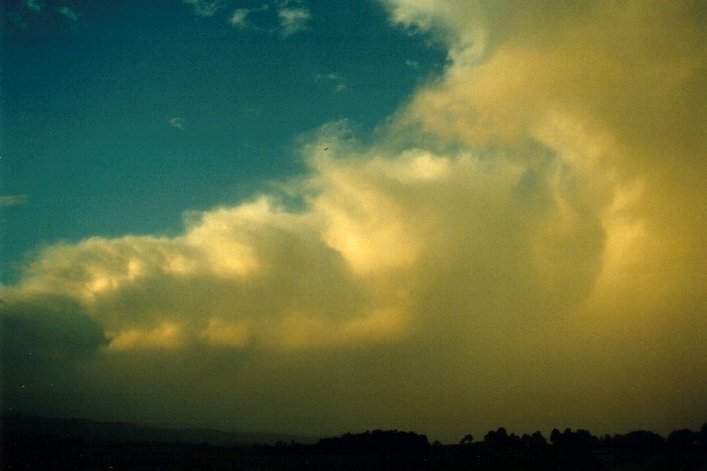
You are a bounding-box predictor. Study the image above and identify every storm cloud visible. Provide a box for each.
[1,0,705,441]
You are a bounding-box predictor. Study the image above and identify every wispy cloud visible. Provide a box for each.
[168,117,185,130]
[0,195,27,207]
[228,5,271,30]
[229,8,250,28]
[183,0,226,18]
[22,0,41,12]
[193,1,310,38]
[278,6,310,37]
[56,5,79,21]
[315,73,347,93]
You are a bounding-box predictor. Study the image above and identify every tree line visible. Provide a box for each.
[4,421,707,469]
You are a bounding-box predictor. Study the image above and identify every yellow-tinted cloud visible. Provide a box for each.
[108,322,186,351]
[201,317,252,348]
[2,0,705,441]
[0,194,28,207]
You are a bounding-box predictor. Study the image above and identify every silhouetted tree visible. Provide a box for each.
[668,429,698,449]
[484,427,509,448]
[550,427,598,468]
[5,415,707,470]
[316,429,429,456]
[529,431,547,448]
[699,423,707,448]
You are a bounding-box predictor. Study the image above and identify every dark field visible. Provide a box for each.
[2,417,706,470]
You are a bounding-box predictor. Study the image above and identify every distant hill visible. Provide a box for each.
[1,415,315,446]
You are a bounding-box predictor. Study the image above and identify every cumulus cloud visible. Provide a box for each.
[2,0,705,440]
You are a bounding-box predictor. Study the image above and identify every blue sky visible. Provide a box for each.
[1,0,444,281]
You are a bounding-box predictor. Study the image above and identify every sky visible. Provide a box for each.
[0,0,705,443]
